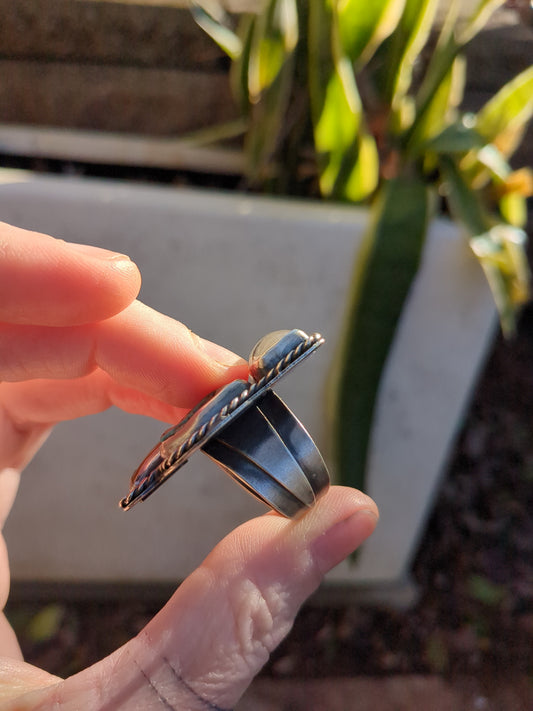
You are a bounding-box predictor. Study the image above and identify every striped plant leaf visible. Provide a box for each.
[332,175,431,491]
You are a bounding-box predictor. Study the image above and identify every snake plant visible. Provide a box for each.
[193,0,532,493]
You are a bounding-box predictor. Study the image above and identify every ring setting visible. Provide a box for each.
[120,329,330,518]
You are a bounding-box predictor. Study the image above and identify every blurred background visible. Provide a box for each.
[1,1,532,708]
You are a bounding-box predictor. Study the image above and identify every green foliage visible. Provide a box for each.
[26,604,65,644]
[424,630,450,673]
[194,0,532,493]
[467,574,507,606]
[308,1,379,201]
[191,1,242,58]
[333,174,430,489]
[336,0,407,66]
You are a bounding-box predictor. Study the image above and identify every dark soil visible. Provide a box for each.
[3,158,533,686]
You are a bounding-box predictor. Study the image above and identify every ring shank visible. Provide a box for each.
[202,390,329,518]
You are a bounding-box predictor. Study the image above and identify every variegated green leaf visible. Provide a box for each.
[342,130,379,202]
[459,142,513,196]
[313,58,361,195]
[475,65,533,158]
[245,58,295,184]
[248,0,298,99]
[499,192,528,229]
[463,143,510,182]
[332,175,431,492]
[336,0,407,66]
[421,118,484,154]
[439,154,489,234]
[230,15,256,113]
[470,225,530,336]
[385,0,440,106]
[408,54,466,153]
[440,156,529,334]
[460,145,531,228]
[308,0,335,97]
[496,168,532,228]
[458,0,506,44]
[240,0,299,182]
[410,0,462,129]
[191,0,242,59]
[309,2,377,201]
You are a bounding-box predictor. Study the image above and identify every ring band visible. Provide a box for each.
[203,389,329,517]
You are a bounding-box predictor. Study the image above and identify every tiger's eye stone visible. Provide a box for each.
[248,329,308,382]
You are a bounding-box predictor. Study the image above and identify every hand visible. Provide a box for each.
[0,222,378,710]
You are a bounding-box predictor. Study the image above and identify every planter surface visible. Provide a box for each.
[0,171,496,593]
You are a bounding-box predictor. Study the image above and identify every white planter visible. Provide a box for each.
[0,170,496,602]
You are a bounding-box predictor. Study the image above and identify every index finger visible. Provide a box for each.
[0,221,141,326]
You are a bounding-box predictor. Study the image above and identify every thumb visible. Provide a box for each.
[16,486,377,710]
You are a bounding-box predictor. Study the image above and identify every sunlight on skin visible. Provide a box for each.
[0,488,377,709]
[0,223,378,709]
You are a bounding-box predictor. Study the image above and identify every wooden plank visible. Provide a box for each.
[0,124,245,174]
[0,0,226,69]
[0,60,237,135]
[1,0,526,73]
[79,0,259,10]
[466,22,533,96]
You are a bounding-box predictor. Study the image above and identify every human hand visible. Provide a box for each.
[0,222,378,709]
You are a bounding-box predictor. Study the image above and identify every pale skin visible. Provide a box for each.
[0,222,379,709]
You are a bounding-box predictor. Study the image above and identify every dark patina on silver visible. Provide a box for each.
[120,329,330,518]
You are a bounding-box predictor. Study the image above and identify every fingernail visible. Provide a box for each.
[196,336,246,368]
[68,242,132,261]
[311,509,378,575]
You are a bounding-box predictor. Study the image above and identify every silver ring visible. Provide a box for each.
[120,329,330,518]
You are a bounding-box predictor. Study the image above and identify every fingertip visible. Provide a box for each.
[196,486,378,592]
[0,222,142,325]
[310,485,379,521]
[66,241,143,294]
[184,329,249,394]
[58,238,143,323]
[191,333,249,384]
[255,485,378,578]
[288,485,378,539]
[66,241,132,262]
[263,485,378,577]
[310,507,378,576]
[195,336,246,369]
